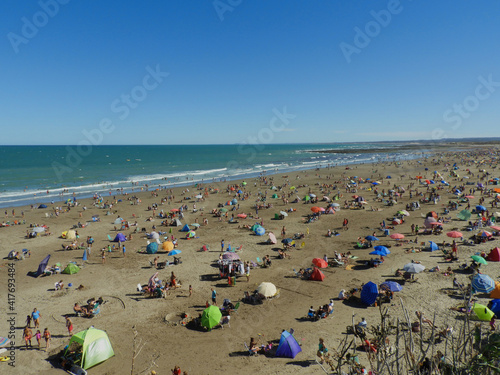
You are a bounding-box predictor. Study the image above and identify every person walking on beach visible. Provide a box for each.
[122,245,126,257]
[343,218,349,230]
[32,308,41,329]
[211,288,217,305]
[317,338,328,364]
[246,261,251,282]
[43,328,51,351]
[35,330,42,349]
[23,326,33,349]
[189,285,193,297]
[281,226,286,238]
[221,239,224,252]
[102,249,106,264]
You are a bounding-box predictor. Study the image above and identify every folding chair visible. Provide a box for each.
[233,302,240,314]
[107,235,113,241]
[244,342,256,356]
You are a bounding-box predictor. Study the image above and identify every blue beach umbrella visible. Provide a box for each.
[471,274,495,294]
[429,241,439,251]
[380,281,403,292]
[282,238,293,244]
[370,249,389,256]
[476,205,487,212]
[168,249,182,256]
[255,226,266,236]
[360,281,379,306]
[365,235,379,242]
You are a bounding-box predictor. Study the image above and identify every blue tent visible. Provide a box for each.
[231,198,238,205]
[38,204,47,209]
[36,255,51,277]
[429,241,439,251]
[373,246,390,255]
[146,242,158,254]
[361,281,379,306]
[275,330,302,359]
[365,236,379,242]
[489,299,500,316]
[180,224,190,232]
[113,233,127,242]
[370,249,390,256]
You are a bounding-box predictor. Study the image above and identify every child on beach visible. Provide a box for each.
[26,315,32,328]
[189,285,193,297]
[35,330,41,348]
[66,317,73,335]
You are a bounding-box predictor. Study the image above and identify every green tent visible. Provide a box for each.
[201,305,222,331]
[457,209,472,221]
[65,327,114,369]
[473,303,495,321]
[271,194,279,198]
[302,195,310,201]
[62,263,80,274]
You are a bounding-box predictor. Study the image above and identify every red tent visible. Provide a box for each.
[309,267,325,281]
[487,247,500,262]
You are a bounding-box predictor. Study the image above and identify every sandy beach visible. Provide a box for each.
[2,147,500,375]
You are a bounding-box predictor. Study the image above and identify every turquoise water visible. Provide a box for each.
[0,143,426,208]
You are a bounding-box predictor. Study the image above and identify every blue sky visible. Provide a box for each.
[1,0,499,145]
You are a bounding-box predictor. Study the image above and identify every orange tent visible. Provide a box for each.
[309,267,325,281]
[490,281,500,299]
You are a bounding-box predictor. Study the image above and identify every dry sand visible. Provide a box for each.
[2,148,500,375]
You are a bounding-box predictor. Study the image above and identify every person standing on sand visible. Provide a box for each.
[102,250,106,264]
[189,285,193,297]
[122,245,126,257]
[281,226,286,238]
[66,317,73,335]
[246,261,250,282]
[32,308,41,329]
[211,288,217,305]
[221,239,224,252]
[23,326,33,349]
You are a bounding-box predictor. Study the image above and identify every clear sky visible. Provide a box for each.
[1,1,499,145]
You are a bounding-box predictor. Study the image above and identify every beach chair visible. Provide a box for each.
[233,302,240,314]
[244,342,257,356]
[292,269,301,278]
[256,257,263,267]
[107,235,113,241]
[235,245,243,252]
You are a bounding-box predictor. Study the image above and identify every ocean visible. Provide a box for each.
[0,142,431,208]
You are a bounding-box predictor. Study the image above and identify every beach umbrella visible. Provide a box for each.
[222,252,240,260]
[423,217,437,228]
[268,232,277,244]
[403,263,426,273]
[471,274,495,293]
[33,227,46,233]
[457,210,472,221]
[255,226,266,236]
[476,205,487,212]
[251,224,261,231]
[390,233,405,240]
[282,238,293,244]
[370,249,389,256]
[380,281,403,292]
[398,210,410,216]
[447,231,463,238]
[220,208,228,213]
[309,193,316,198]
[428,222,443,227]
[465,195,474,199]
[479,230,492,238]
[429,241,439,251]
[490,226,500,232]
[392,218,402,225]
[195,194,203,199]
[471,255,488,265]
[279,211,288,217]
[162,241,174,251]
[82,249,87,261]
[191,223,201,228]
[360,281,379,306]
[372,182,380,185]
[472,303,495,321]
[331,203,340,207]
[257,282,277,298]
[312,258,328,268]
[374,245,390,255]
[186,230,196,238]
[170,208,179,212]
[168,249,182,256]
[201,305,222,330]
[150,231,160,240]
[237,213,247,219]
[311,206,322,213]
[242,181,247,186]
[365,235,379,242]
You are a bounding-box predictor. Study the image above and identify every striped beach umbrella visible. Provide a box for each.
[471,274,495,294]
